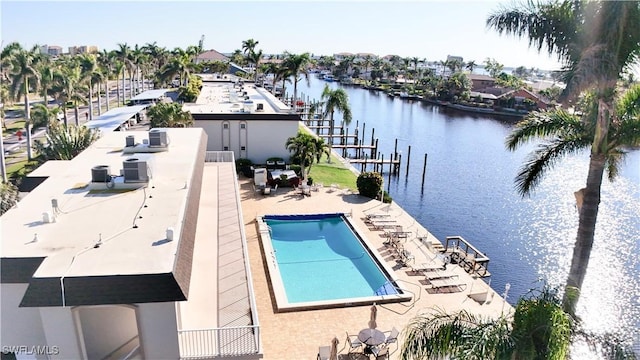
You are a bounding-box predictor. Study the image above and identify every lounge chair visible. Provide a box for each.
[428,276,467,293]
[397,249,415,267]
[317,345,330,360]
[270,184,278,195]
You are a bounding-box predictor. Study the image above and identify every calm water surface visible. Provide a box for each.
[289,77,640,343]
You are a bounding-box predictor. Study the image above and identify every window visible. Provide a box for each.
[240,124,246,129]
[223,146,229,151]
[240,146,246,151]
[223,123,229,129]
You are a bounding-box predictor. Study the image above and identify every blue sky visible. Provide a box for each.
[2,1,565,70]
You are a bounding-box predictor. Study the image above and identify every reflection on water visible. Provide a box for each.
[291,78,640,343]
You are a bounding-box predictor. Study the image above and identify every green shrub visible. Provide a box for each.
[382,191,393,204]
[236,158,253,168]
[1,182,19,215]
[357,172,383,199]
[289,164,302,176]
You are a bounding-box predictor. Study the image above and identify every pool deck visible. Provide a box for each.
[240,178,512,359]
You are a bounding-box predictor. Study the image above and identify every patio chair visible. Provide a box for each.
[345,332,363,353]
[374,345,389,359]
[383,327,399,351]
[317,345,330,360]
[270,184,278,195]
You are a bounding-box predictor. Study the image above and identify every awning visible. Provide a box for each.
[84,105,148,132]
[130,89,169,102]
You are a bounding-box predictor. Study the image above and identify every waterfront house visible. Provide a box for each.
[468,74,497,91]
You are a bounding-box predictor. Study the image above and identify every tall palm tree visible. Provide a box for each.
[6,44,41,160]
[241,39,259,55]
[115,43,133,105]
[311,84,352,160]
[488,0,640,314]
[282,52,312,110]
[54,59,87,126]
[466,60,477,74]
[78,53,97,120]
[246,49,263,83]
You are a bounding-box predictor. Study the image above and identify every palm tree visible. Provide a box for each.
[34,122,99,160]
[488,0,640,314]
[78,53,97,120]
[311,136,330,166]
[246,49,263,82]
[312,84,352,160]
[285,131,315,180]
[241,39,259,55]
[466,60,477,74]
[6,44,41,160]
[282,52,313,110]
[115,43,133,105]
[30,103,61,130]
[54,59,87,126]
[400,286,635,360]
[147,102,193,128]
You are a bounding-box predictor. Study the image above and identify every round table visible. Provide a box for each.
[357,328,385,346]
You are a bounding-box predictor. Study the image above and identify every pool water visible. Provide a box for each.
[264,214,398,303]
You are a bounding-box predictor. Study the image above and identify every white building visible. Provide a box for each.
[1,128,261,359]
[184,75,299,164]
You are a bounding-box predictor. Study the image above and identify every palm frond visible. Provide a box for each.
[515,137,588,197]
[505,109,583,151]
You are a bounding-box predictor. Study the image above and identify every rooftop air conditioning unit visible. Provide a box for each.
[125,135,135,147]
[256,103,264,111]
[148,129,168,147]
[91,165,111,183]
[123,158,149,183]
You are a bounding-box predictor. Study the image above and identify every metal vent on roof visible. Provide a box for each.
[148,129,169,148]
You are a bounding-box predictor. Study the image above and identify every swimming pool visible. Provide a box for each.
[258,213,411,311]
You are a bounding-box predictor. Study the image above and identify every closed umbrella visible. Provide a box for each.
[330,336,339,360]
[368,303,377,329]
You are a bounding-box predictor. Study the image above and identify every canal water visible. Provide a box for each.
[288,77,640,343]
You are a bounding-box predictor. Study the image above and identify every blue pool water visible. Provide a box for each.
[264,214,398,303]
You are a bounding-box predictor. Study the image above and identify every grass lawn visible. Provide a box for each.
[307,153,358,190]
[5,120,26,133]
[6,158,40,179]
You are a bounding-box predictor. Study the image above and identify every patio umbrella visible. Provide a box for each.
[368,303,377,329]
[330,336,339,360]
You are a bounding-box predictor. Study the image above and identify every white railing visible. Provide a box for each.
[178,326,260,358]
[205,151,235,163]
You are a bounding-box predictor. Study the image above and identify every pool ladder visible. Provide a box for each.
[270,250,277,267]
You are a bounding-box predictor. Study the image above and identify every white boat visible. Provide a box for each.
[323,74,335,82]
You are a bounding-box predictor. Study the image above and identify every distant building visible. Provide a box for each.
[447,55,464,63]
[78,45,98,54]
[48,46,63,56]
[468,74,496,91]
[184,75,300,164]
[194,49,229,64]
[68,45,98,55]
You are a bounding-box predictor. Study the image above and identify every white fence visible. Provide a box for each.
[178,326,260,358]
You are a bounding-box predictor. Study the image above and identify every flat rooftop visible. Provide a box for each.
[183,79,292,116]
[1,128,207,306]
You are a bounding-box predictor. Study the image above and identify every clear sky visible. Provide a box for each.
[1,0,565,71]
